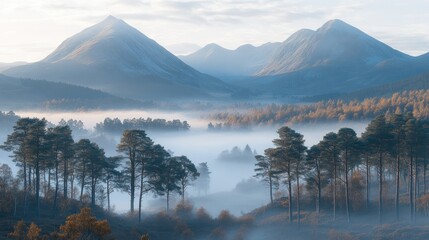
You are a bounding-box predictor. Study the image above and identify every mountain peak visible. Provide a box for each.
[319,19,359,33]
[204,43,223,50]
[99,15,124,25]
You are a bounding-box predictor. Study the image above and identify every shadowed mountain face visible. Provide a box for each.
[179,42,281,78]
[5,16,231,101]
[0,74,141,109]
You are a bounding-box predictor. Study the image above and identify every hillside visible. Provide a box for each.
[306,70,429,101]
[0,74,142,110]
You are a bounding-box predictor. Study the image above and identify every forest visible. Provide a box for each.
[2,113,429,239]
[209,90,429,127]
[94,117,190,134]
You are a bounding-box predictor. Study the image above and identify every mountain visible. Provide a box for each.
[4,16,231,100]
[240,19,429,97]
[179,42,281,78]
[0,62,28,73]
[0,74,142,110]
[257,19,411,75]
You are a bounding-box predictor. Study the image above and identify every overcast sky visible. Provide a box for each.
[1,0,429,62]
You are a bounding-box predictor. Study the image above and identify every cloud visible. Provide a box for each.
[1,0,429,62]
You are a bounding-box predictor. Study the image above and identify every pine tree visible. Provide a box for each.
[362,115,393,223]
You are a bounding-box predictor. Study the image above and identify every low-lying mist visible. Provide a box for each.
[2,110,369,216]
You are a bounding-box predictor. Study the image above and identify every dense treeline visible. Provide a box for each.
[0,112,191,135]
[254,113,429,224]
[210,90,429,127]
[0,118,199,221]
[95,117,190,133]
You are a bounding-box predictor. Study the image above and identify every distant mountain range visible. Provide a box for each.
[182,19,429,98]
[5,16,232,101]
[179,42,281,78]
[2,17,429,107]
[0,74,141,109]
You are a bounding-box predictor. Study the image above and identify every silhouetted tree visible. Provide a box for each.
[117,130,151,214]
[389,114,406,221]
[195,162,211,195]
[319,132,339,221]
[175,156,199,203]
[337,127,359,223]
[254,154,279,204]
[362,115,393,223]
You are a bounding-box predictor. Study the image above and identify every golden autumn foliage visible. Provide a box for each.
[9,220,26,240]
[26,223,41,240]
[58,207,111,240]
[9,221,41,240]
[210,90,429,127]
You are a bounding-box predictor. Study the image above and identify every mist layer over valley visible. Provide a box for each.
[2,10,429,239]
[0,110,368,215]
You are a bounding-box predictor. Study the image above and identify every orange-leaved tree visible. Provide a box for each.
[58,207,110,240]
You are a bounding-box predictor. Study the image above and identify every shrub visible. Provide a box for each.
[58,207,111,240]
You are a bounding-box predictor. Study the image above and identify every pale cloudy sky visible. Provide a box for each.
[1,0,429,62]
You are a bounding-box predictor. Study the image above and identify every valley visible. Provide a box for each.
[1,8,429,240]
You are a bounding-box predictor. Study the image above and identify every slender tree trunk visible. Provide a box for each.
[345,148,350,223]
[28,167,32,194]
[70,174,75,199]
[53,162,59,212]
[366,154,370,211]
[107,180,111,213]
[91,177,96,209]
[182,183,186,203]
[396,151,400,221]
[423,157,427,195]
[139,167,144,223]
[63,159,68,199]
[378,151,383,224]
[287,168,293,223]
[410,152,414,221]
[23,161,28,216]
[48,168,51,196]
[167,190,170,212]
[80,165,86,202]
[130,150,135,214]
[414,157,418,221]
[317,171,321,214]
[36,159,40,218]
[333,157,337,221]
[23,161,27,195]
[296,169,301,227]
[269,175,273,204]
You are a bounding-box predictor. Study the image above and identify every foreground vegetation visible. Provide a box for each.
[1,112,429,239]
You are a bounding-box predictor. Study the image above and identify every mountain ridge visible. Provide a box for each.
[179,42,281,78]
